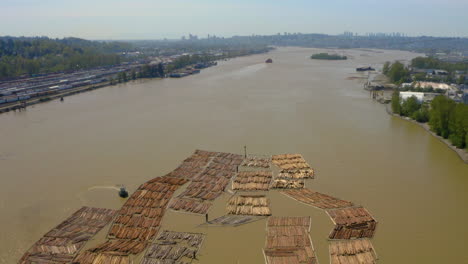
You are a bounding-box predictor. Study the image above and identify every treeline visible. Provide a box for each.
[0,37,132,79]
[111,63,164,84]
[391,91,468,149]
[165,54,213,72]
[310,53,347,60]
[411,57,468,72]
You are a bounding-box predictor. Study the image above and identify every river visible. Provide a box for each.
[1,47,467,263]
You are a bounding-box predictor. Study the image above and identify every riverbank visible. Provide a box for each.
[385,104,468,164]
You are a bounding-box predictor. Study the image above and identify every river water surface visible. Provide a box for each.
[1,47,467,263]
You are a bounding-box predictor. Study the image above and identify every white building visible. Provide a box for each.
[400,91,424,102]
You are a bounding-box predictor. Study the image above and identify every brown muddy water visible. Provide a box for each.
[1,47,467,264]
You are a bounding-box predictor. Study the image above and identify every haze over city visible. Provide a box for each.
[2,0,468,39]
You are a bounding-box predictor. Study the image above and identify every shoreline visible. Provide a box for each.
[385,104,468,164]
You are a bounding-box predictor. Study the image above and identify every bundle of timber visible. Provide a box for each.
[327,207,377,240]
[107,176,188,241]
[264,216,317,264]
[227,195,271,216]
[241,156,271,168]
[86,240,147,254]
[270,179,304,189]
[282,188,354,209]
[272,154,314,179]
[178,153,241,202]
[169,198,212,214]
[267,217,310,228]
[203,215,263,227]
[72,251,130,264]
[74,176,188,263]
[19,206,116,264]
[164,149,215,179]
[232,171,273,191]
[141,230,205,264]
[329,239,378,264]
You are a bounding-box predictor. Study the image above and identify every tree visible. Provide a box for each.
[131,70,136,80]
[391,90,401,115]
[401,96,421,117]
[387,61,409,84]
[448,104,468,148]
[457,75,465,85]
[158,63,164,77]
[412,104,429,123]
[429,95,456,138]
[382,61,390,75]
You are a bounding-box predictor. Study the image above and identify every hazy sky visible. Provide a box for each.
[2,0,468,39]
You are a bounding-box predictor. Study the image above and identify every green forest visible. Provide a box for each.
[391,92,468,150]
[0,37,132,79]
[310,53,347,60]
[411,57,468,72]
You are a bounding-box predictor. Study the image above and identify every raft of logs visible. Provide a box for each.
[19,207,117,264]
[241,156,271,168]
[327,207,377,240]
[272,154,315,179]
[329,239,378,264]
[73,176,188,263]
[270,179,304,189]
[169,150,243,214]
[263,216,317,264]
[282,188,354,210]
[227,195,272,216]
[203,215,265,227]
[141,230,204,264]
[232,171,273,191]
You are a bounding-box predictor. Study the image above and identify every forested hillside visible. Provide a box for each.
[0,37,132,79]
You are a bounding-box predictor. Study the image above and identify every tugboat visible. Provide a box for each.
[265,58,273,63]
[118,186,129,198]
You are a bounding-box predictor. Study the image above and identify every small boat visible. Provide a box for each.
[118,187,129,198]
[265,58,273,63]
[356,66,375,72]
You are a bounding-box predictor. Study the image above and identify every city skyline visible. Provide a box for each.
[1,0,468,39]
